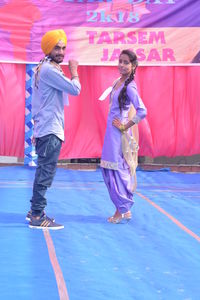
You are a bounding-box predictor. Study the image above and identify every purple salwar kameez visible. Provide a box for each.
[101,80,147,214]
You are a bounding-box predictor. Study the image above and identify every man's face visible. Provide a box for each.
[49,40,66,64]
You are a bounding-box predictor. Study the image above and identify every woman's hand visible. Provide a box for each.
[112,118,125,132]
[112,118,135,132]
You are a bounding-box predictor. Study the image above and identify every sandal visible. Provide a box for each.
[107,210,119,223]
[108,211,132,224]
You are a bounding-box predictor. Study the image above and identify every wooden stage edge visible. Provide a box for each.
[0,162,200,173]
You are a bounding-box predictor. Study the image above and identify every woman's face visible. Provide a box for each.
[118,53,134,77]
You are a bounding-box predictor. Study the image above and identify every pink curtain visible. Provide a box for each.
[0,63,26,157]
[0,64,200,158]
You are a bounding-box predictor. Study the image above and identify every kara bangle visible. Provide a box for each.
[71,75,79,80]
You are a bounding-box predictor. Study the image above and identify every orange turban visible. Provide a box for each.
[41,29,67,55]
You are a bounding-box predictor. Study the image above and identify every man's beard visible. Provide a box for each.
[50,55,64,64]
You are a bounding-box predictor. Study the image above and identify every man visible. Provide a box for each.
[27,29,81,229]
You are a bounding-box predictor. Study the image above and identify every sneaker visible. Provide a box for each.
[29,214,64,230]
[26,210,55,222]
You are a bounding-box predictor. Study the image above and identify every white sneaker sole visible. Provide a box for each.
[29,224,64,230]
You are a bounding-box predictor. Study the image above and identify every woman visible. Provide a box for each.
[100,49,147,224]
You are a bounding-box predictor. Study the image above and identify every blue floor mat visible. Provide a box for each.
[0,166,199,300]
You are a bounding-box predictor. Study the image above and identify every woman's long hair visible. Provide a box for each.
[118,50,138,112]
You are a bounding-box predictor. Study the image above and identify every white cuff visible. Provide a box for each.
[132,115,141,124]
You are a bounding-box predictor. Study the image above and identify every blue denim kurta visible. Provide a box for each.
[32,61,81,141]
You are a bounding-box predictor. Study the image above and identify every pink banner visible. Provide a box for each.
[0,0,200,65]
